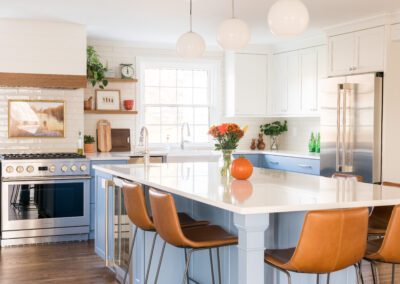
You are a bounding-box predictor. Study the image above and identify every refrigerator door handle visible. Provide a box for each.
[336,85,342,172]
[342,87,347,172]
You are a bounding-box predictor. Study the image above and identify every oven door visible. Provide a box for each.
[1,176,90,231]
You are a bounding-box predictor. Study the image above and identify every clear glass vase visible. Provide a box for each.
[270,135,279,150]
[219,149,234,178]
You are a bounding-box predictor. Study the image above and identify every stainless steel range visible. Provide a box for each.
[0,153,90,246]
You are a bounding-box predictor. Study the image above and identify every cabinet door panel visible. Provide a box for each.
[328,33,354,76]
[300,48,318,114]
[355,26,385,73]
[234,53,268,116]
[287,51,301,114]
[270,53,288,115]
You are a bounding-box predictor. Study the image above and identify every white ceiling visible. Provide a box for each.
[1,0,399,47]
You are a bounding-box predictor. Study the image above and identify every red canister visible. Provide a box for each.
[123,100,134,110]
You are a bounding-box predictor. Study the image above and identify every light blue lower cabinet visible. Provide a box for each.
[94,170,114,260]
[234,154,320,175]
[262,155,320,176]
[233,154,261,168]
[90,159,128,239]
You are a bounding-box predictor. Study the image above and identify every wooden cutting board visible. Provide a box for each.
[110,128,131,152]
[97,120,112,152]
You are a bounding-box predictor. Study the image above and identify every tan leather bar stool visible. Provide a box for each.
[149,188,238,284]
[121,182,209,284]
[331,174,393,237]
[265,208,369,284]
[368,182,398,236]
[331,173,364,182]
[364,204,400,284]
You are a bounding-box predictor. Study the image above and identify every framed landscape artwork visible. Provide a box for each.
[8,100,65,138]
[96,90,121,110]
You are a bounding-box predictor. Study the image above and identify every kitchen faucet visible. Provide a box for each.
[180,122,191,150]
[139,126,150,164]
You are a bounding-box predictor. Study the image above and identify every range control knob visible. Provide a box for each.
[6,166,14,173]
[61,165,68,172]
[49,165,56,173]
[26,166,34,173]
[71,165,78,172]
[80,164,87,172]
[16,166,24,173]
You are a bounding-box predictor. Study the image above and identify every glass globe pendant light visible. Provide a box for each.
[268,0,309,37]
[176,0,206,58]
[217,0,250,51]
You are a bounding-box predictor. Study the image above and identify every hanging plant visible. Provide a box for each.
[87,46,108,89]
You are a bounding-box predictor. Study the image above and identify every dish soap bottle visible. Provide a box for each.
[77,131,84,155]
[315,132,321,153]
[308,132,316,153]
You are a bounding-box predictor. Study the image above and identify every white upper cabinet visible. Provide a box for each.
[268,46,324,117]
[328,26,385,76]
[225,52,268,117]
[300,48,318,114]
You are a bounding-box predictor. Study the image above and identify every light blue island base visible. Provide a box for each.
[94,172,358,284]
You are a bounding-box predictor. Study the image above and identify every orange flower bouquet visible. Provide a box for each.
[208,123,247,176]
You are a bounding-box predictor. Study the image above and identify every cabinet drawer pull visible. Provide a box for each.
[298,164,312,169]
[270,161,279,165]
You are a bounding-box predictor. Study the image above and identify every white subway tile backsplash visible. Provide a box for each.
[0,87,84,153]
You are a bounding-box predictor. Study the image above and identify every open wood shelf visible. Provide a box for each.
[84,110,138,115]
[105,77,138,83]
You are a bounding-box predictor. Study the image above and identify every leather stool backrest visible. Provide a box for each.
[122,182,154,231]
[376,204,400,263]
[332,173,364,182]
[149,188,190,247]
[289,208,368,273]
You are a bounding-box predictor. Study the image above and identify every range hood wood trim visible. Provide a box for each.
[0,72,87,89]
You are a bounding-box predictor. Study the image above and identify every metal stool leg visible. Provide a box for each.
[316,274,320,284]
[209,248,216,284]
[392,264,395,284]
[327,273,330,284]
[184,249,189,284]
[370,261,377,284]
[354,264,361,284]
[358,261,364,284]
[182,249,194,284]
[123,226,138,284]
[144,232,158,284]
[217,247,222,284]
[154,241,167,284]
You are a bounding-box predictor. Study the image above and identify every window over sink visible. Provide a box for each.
[138,59,219,146]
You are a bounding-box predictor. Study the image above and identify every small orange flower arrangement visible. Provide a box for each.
[209,123,247,177]
[208,123,247,150]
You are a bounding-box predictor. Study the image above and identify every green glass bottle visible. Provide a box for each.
[316,132,321,153]
[308,132,316,153]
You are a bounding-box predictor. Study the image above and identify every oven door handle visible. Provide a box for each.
[2,175,91,182]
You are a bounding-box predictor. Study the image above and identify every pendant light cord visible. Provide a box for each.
[232,0,235,18]
[190,0,193,32]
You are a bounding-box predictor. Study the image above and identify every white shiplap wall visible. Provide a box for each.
[0,88,84,153]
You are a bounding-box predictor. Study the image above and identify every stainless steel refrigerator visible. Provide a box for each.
[319,73,383,184]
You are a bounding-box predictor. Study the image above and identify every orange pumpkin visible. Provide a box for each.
[230,156,253,180]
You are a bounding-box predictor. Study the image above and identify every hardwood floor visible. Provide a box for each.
[0,241,398,283]
[0,241,117,284]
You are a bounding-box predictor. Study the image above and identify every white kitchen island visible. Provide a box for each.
[93,162,400,284]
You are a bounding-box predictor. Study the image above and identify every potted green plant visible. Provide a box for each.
[87,46,108,89]
[260,120,288,150]
[84,135,96,153]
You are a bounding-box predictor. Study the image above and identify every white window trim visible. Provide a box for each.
[135,56,221,148]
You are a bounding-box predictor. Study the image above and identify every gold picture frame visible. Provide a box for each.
[95,90,121,110]
[8,100,65,138]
